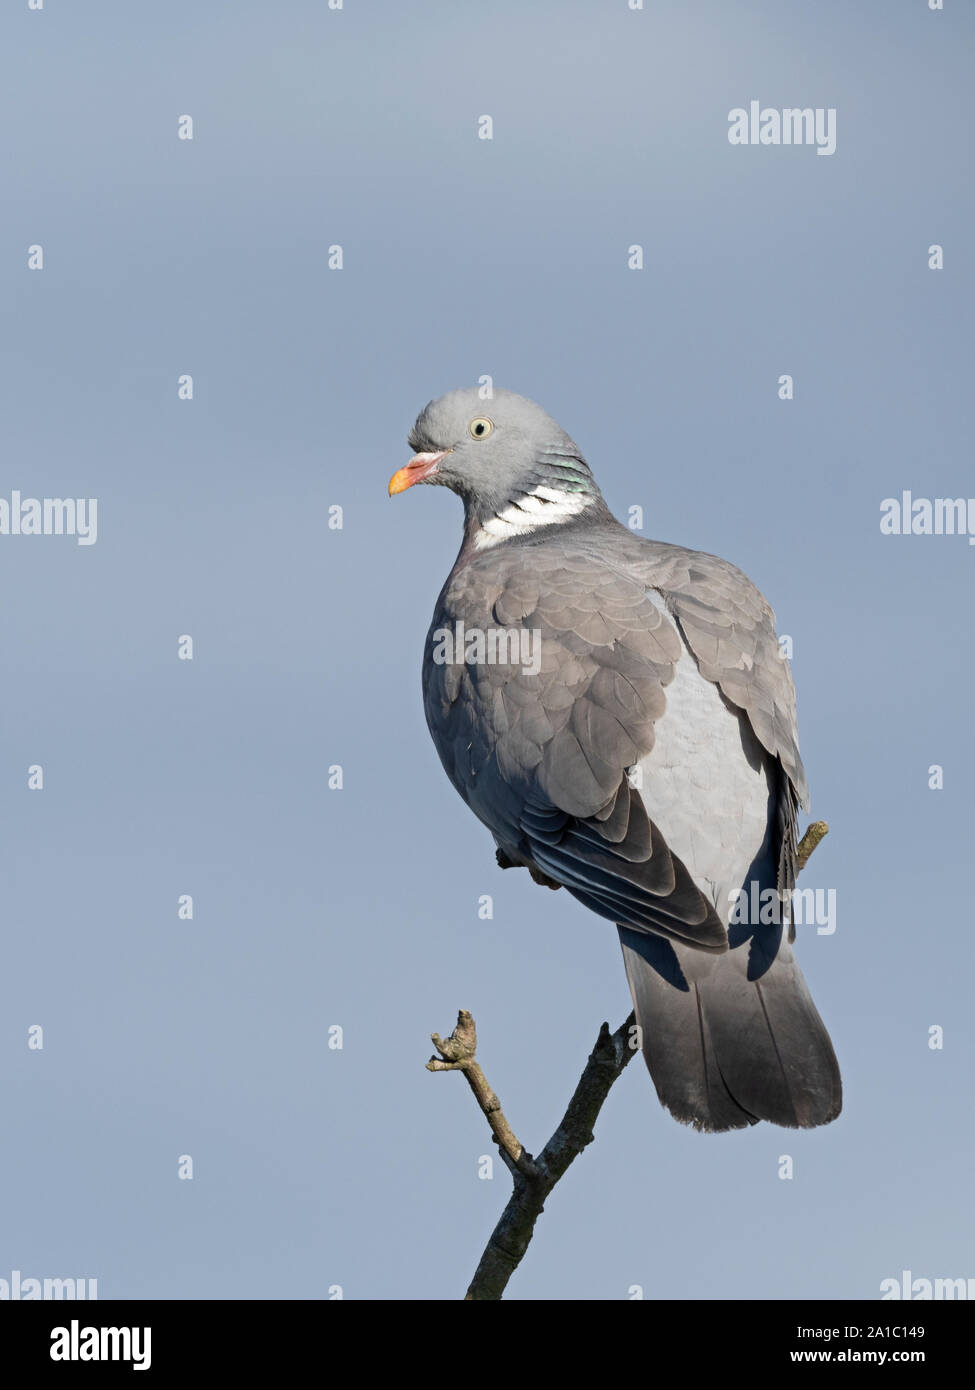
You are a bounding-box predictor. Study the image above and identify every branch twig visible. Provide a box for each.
[429,818,829,1299]
[797,819,828,872]
[427,1010,537,1179]
[428,1009,638,1299]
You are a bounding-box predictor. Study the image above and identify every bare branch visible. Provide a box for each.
[428,1009,638,1299]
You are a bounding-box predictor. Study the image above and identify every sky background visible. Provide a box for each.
[1,0,972,1300]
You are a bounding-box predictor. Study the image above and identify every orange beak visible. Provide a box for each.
[388,450,449,496]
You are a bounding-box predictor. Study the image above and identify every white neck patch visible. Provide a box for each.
[472,485,595,551]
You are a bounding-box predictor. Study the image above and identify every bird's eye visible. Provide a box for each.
[469,417,494,439]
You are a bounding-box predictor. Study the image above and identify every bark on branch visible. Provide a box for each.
[429,820,829,1299]
[428,1009,638,1299]
[796,819,828,872]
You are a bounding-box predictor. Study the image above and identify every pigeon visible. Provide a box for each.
[389,387,841,1132]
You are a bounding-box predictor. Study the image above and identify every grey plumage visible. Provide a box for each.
[394,388,841,1132]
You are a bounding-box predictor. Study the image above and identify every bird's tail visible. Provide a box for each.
[618,926,842,1132]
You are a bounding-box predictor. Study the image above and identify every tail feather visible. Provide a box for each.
[620,926,842,1132]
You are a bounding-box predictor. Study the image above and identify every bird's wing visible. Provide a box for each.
[592,542,837,1131]
[423,543,729,951]
[635,541,808,811]
[614,540,806,901]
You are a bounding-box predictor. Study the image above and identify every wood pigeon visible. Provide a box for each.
[390,388,841,1132]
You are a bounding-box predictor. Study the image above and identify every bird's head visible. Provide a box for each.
[388,387,608,550]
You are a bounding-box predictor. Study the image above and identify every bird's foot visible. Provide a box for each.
[495,848,561,890]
